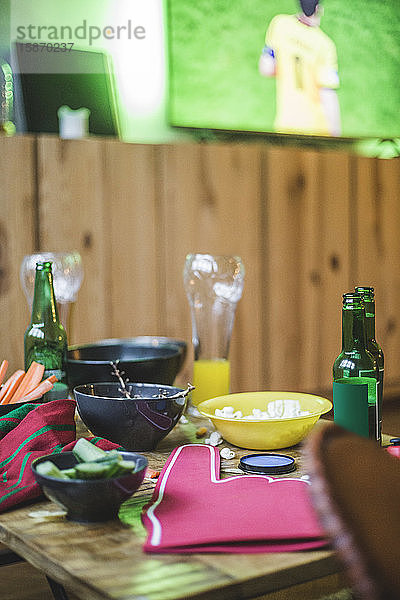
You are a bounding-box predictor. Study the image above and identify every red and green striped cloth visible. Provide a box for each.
[0,399,122,512]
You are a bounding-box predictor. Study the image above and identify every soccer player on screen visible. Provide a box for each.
[259,0,341,136]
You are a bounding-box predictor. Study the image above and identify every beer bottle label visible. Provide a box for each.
[44,368,66,383]
[43,369,69,400]
[358,371,378,404]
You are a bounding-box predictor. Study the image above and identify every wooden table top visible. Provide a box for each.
[0,414,344,600]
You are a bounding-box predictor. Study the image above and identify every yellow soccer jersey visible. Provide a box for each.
[265,14,339,135]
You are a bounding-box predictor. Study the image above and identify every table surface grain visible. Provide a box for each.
[0,414,345,600]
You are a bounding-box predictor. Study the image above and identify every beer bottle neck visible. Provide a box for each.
[342,306,367,351]
[363,298,376,343]
[31,265,59,325]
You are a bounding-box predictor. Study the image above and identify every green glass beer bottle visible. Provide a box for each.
[24,261,69,400]
[355,286,384,438]
[333,292,381,443]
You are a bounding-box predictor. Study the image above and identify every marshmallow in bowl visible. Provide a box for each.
[215,399,310,420]
[215,406,236,418]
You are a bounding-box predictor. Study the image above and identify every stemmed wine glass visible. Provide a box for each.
[20,251,84,332]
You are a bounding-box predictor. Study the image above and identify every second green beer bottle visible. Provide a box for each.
[333,292,381,443]
[24,261,69,401]
[355,286,384,439]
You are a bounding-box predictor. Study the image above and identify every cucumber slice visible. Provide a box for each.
[102,459,125,479]
[72,438,107,463]
[114,460,136,477]
[93,450,122,464]
[90,453,124,478]
[36,460,70,480]
[36,445,137,482]
[74,462,119,479]
[60,468,78,479]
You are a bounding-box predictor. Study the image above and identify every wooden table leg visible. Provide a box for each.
[45,576,70,600]
[0,547,71,599]
[0,548,24,566]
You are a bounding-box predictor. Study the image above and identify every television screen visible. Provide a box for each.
[166,0,400,155]
[11,42,119,136]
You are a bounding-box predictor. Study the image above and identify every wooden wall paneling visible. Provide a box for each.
[263,146,323,393]
[351,153,400,392]
[156,143,203,388]
[318,151,352,392]
[368,158,400,389]
[352,157,382,286]
[295,151,324,393]
[158,143,265,393]
[199,143,265,393]
[0,136,36,373]
[37,136,111,346]
[353,156,388,376]
[103,141,162,338]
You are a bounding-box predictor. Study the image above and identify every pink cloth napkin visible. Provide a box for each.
[142,444,327,553]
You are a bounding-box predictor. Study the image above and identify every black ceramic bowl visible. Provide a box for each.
[32,450,147,523]
[67,337,187,389]
[74,382,189,451]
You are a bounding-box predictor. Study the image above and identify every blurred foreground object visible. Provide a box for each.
[305,423,400,600]
[58,105,90,139]
[0,58,15,136]
[355,138,400,159]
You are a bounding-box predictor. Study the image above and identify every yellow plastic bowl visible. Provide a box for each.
[197,391,332,450]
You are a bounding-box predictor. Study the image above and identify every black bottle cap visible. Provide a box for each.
[238,453,296,475]
[390,438,400,446]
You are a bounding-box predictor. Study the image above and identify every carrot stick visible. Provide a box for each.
[0,374,17,402]
[18,376,57,403]
[0,360,8,386]
[23,362,46,395]
[0,370,26,405]
[10,361,45,404]
[0,370,24,403]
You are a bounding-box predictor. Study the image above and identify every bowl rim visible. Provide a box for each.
[67,337,186,365]
[120,336,187,347]
[197,392,332,423]
[31,450,148,483]
[73,382,186,401]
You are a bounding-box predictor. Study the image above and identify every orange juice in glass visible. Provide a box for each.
[192,358,230,406]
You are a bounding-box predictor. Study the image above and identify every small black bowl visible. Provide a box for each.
[74,382,188,451]
[32,451,147,523]
[67,337,187,389]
